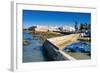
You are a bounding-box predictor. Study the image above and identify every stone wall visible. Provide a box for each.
[43,40,70,61]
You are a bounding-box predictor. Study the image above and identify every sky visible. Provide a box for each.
[23,10,91,28]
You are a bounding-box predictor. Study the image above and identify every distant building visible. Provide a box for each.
[49,26,60,32]
[35,25,49,32]
[63,26,75,32]
[28,25,75,32]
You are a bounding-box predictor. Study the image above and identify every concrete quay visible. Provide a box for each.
[47,34,80,50]
[43,34,80,61]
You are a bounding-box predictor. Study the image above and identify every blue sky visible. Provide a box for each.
[23,10,91,28]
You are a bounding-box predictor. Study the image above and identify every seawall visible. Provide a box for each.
[43,34,80,61]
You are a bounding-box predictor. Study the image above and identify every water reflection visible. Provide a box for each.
[23,32,47,63]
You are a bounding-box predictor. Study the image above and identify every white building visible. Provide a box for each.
[35,25,49,32]
[63,26,75,32]
[34,25,75,32]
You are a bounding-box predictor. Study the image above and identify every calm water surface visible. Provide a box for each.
[23,31,47,63]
